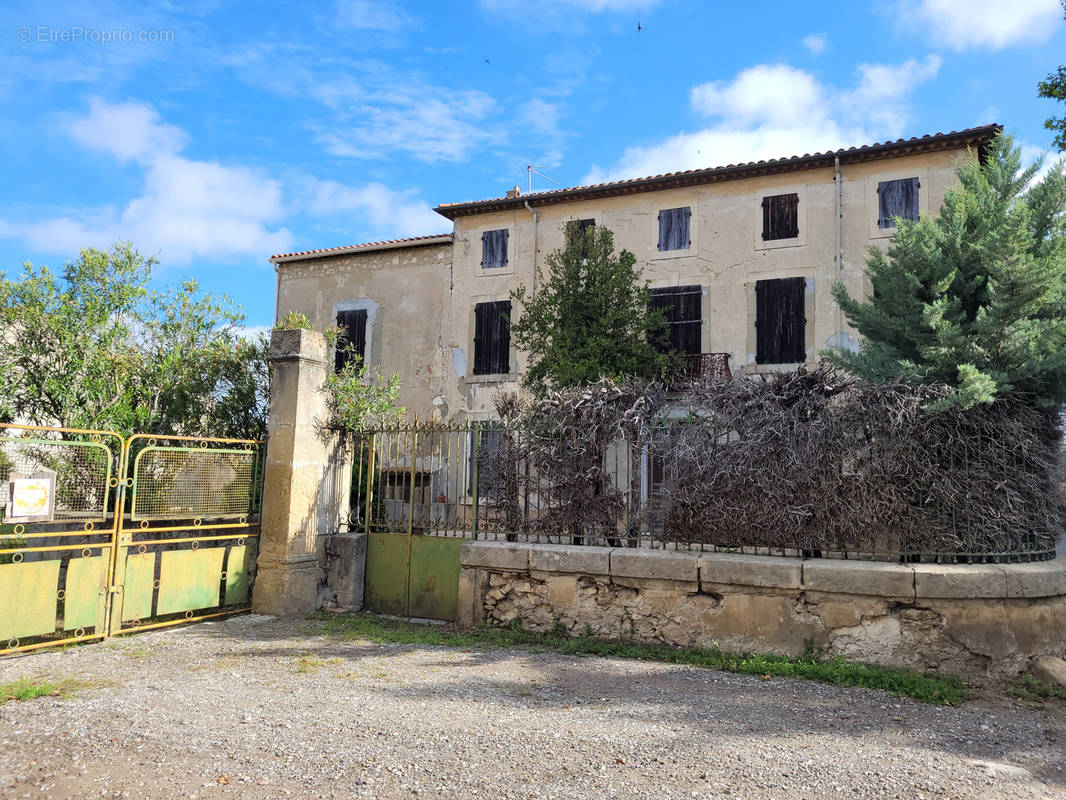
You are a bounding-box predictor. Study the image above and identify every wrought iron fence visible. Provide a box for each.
[343,417,1060,563]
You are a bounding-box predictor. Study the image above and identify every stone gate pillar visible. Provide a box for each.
[253,328,347,615]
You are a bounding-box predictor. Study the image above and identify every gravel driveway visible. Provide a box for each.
[1,614,1064,800]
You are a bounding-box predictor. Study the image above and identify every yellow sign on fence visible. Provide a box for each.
[6,470,56,523]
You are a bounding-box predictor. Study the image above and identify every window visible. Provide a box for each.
[334,308,368,372]
[481,229,509,268]
[877,178,919,228]
[657,207,691,252]
[761,193,799,241]
[472,301,511,375]
[755,278,806,364]
[649,285,702,355]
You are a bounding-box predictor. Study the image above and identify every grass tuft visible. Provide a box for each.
[0,676,100,705]
[313,612,968,706]
[1008,674,1066,704]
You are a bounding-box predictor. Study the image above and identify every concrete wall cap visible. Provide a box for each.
[699,552,802,590]
[913,563,1008,599]
[528,544,611,575]
[610,549,699,582]
[801,559,915,600]
[459,540,531,571]
[1001,560,1066,599]
[269,327,328,363]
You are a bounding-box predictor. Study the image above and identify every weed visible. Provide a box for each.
[312,612,969,706]
[292,655,341,674]
[0,676,103,705]
[1008,674,1066,704]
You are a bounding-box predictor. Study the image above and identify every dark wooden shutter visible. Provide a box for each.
[762,194,799,240]
[473,301,510,375]
[657,208,691,251]
[491,300,511,373]
[649,285,701,355]
[756,278,806,364]
[481,229,509,268]
[878,178,920,228]
[473,303,491,374]
[675,285,700,354]
[335,309,368,372]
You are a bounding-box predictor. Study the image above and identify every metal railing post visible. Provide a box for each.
[364,433,376,535]
[471,423,480,541]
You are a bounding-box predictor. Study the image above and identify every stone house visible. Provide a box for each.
[271,124,999,422]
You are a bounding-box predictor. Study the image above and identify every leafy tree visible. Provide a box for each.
[828,134,1066,410]
[1038,1,1066,151]
[0,243,269,437]
[321,329,405,434]
[509,221,667,395]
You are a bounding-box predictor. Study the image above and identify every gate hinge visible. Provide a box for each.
[108,585,124,595]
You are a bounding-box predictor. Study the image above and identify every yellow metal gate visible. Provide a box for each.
[0,423,263,656]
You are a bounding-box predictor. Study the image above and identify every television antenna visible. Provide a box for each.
[527,165,562,194]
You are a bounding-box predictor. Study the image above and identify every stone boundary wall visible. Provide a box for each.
[457,542,1066,680]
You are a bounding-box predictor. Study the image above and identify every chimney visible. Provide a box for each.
[505,186,522,199]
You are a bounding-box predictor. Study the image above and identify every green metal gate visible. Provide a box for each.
[356,425,466,621]
[0,424,263,656]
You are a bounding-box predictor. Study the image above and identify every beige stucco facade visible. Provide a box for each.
[273,129,993,421]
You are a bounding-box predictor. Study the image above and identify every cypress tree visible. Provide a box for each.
[509,221,668,396]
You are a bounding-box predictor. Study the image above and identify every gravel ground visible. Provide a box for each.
[1,614,1064,800]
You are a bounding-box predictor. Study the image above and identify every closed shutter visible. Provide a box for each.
[675,285,701,354]
[473,303,491,374]
[755,278,806,364]
[657,207,691,251]
[649,285,701,355]
[481,229,509,268]
[473,301,511,375]
[335,308,368,372]
[762,194,799,240]
[877,178,920,228]
[491,300,511,373]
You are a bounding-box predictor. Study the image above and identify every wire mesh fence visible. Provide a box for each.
[129,441,260,521]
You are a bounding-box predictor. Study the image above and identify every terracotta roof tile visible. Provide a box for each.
[271,233,452,263]
[434,125,1001,219]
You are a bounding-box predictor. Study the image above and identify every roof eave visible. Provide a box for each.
[433,125,1001,220]
[271,234,453,264]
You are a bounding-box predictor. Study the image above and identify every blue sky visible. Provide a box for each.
[1,0,1064,330]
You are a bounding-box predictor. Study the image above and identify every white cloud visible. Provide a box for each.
[905,0,1061,50]
[314,88,498,162]
[303,179,450,237]
[0,99,456,263]
[802,33,827,55]
[478,0,658,31]
[5,98,292,263]
[335,0,415,32]
[1019,142,1065,186]
[585,58,942,183]
[68,98,187,164]
[236,325,272,342]
[482,0,658,11]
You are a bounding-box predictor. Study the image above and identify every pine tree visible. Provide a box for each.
[509,221,667,395]
[828,134,1066,409]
